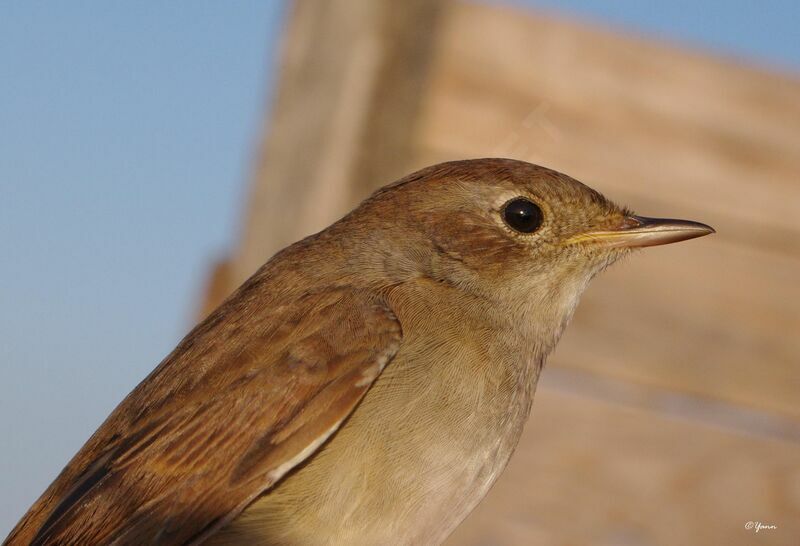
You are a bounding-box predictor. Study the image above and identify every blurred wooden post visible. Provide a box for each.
[202,1,800,544]
[237,0,445,276]
[200,0,443,317]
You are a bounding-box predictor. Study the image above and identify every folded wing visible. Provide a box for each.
[4,285,401,546]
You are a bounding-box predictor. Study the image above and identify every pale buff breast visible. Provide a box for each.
[206,281,540,546]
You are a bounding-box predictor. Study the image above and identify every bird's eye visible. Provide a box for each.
[502,198,543,233]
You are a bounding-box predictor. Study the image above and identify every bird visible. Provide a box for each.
[4,158,714,546]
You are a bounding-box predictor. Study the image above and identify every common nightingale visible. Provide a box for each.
[5,159,714,545]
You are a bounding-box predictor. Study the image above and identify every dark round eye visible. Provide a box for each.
[502,198,543,233]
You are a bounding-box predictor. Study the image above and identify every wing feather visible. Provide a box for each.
[4,285,401,546]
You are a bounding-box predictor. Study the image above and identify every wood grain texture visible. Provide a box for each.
[447,386,800,546]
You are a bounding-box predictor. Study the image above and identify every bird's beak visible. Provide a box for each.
[566,215,715,249]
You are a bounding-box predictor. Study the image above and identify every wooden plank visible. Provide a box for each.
[447,385,800,546]
[553,242,800,418]
[412,1,800,418]
[233,0,444,287]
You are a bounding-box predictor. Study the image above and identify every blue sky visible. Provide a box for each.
[505,0,800,72]
[0,0,797,536]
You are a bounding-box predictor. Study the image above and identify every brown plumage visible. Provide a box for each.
[4,159,713,545]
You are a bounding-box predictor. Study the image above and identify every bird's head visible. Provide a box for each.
[349,158,713,341]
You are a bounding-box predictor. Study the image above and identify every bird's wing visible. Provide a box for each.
[5,285,402,546]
